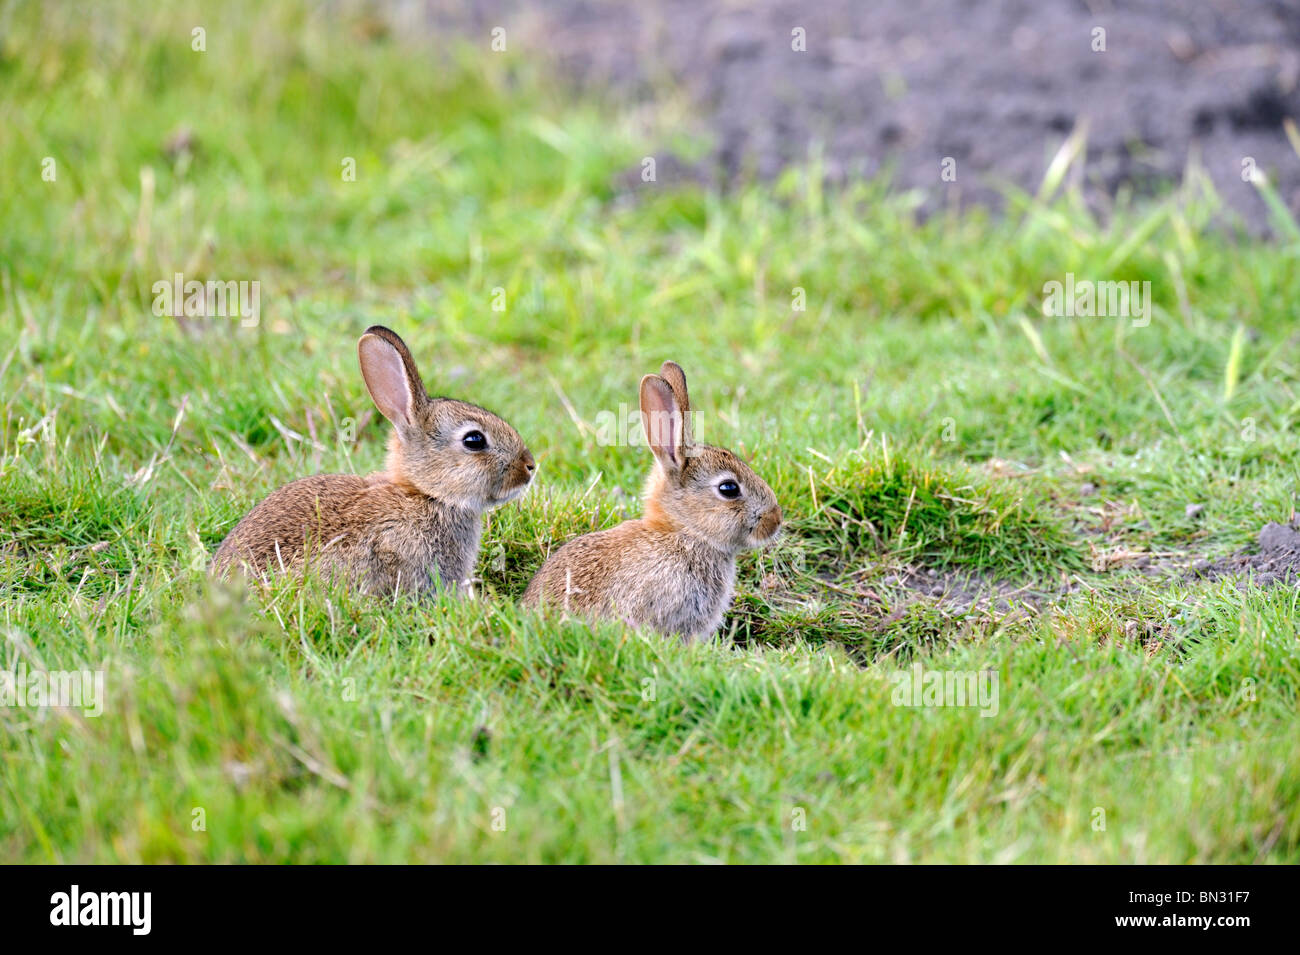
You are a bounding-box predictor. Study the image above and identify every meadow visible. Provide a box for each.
[1,1,1298,862]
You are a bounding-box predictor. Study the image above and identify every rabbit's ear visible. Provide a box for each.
[658,360,693,446]
[358,326,427,430]
[640,374,685,474]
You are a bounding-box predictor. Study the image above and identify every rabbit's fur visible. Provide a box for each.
[524,361,780,640]
[212,326,534,595]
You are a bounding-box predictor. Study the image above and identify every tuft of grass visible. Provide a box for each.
[790,442,1081,577]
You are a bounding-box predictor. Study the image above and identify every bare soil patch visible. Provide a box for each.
[1190,518,1300,587]
[419,0,1300,226]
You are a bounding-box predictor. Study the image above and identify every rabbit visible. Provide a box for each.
[523,360,781,640]
[212,325,535,596]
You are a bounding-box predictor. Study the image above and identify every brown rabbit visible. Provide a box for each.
[212,326,535,595]
[523,361,781,640]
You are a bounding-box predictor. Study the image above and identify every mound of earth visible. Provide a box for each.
[1191,519,1300,587]
[416,0,1300,228]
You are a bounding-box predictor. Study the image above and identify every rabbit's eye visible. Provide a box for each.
[717,480,741,499]
[462,430,487,451]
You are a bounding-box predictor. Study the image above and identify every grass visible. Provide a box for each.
[1,0,1298,863]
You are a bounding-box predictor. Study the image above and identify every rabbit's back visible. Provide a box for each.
[524,520,735,639]
[213,473,479,594]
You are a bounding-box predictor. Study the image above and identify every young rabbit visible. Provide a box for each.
[212,325,535,595]
[523,361,781,640]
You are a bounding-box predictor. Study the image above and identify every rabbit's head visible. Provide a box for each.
[358,326,535,510]
[639,361,781,553]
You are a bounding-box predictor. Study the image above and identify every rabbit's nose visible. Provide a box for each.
[522,450,536,472]
[755,505,782,541]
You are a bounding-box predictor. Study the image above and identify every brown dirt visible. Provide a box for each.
[415,0,1300,229]
[1189,518,1300,587]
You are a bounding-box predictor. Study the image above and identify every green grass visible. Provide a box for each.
[2,0,1298,863]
